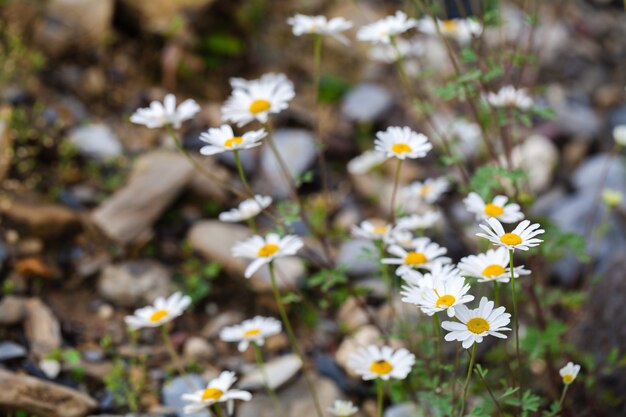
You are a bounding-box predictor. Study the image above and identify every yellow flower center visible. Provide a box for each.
[467,317,490,334]
[482,264,506,278]
[404,251,427,265]
[484,203,504,217]
[257,243,279,257]
[391,143,412,154]
[419,185,432,197]
[500,233,522,246]
[149,309,169,322]
[436,294,456,308]
[249,99,271,114]
[442,19,459,33]
[224,136,243,148]
[369,359,393,375]
[373,226,388,234]
[201,387,224,401]
[243,328,261,337]
[562,374,574,384]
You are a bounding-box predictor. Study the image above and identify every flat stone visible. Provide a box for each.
[385,402,424,417]
[162,374,209,417]
[0,342,27,361]
[24,298,62,359]
[336,239,379,277]
[341,83,393,122]
[0,296,27,325]
[239,354,302,390]
[98,260,171,308]
[69,124,122,160]
[0,197,82,240]
[0,369,97,417]
[337,297,370,332]
[335,325,382,377]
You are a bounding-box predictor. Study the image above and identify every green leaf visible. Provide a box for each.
[468,165,527,200]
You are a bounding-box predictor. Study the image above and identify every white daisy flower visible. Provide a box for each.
[458,247,530,283]
[486,86,533,111]
[328,400,359,417]
[130,94,200,129]
[395,211,441,230]
[347,345,415,381]
[357,11,417,44]
[613,125,626,147]
[219,316,282,352]
[463,192,525,223]
[232,233,304,278]
[417,17,482,44]
[287,14,353,45]
[401,273,474,317]
[382,237,451,274]
[400,263,462,287]
[124,292,191,330]
[181,371,252,415]
[386,229,415,248]
[374,126,432,160]
[219,195,272,222]
[222,73,295,127]
[351,220,393,241]
[477,218,545,251]
[401,177,450,206]
[441,297,511,349]
[559,362,581,384]
[198,125,266,155]
[347,149,387,175]
[368,37,424,63]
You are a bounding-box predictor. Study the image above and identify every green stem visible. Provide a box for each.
[377,378,385,417]
[389,158,403,222]
[433,313,443,373]
[233,150,253,196]
[377,241,395,318]
[313,35,323,104]
[160,326,196,390]
[252,343,285,417]
[268,262,324,417]
[556,384,569,415]
[213,404,224,417]
[509,249,522,410]
[494,281,500,306]
[459,343,476,417]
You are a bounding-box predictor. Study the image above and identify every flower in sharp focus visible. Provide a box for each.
[124,292,192,330]
[401,273,474,317]
[559,362,581,385]
[182,371,251,414]
[347,345,415,381]
[222,73,295,127]
[463,192,524,223]
[417,17,482,44]
[395,210,441,231]
[357,11,418,44]
[198,125,266,155]
[401,177,450,206]
[613,125,626,147]
[374,126,432,160]
[328,399,359,417]
[486,85,533,111]
[219,195,272,223]
[130,94,200,129]
[351,220,393,241]
[458,247,530,283]
[232,233,304,278]
[219,316,282,352]
[287,14,353,44]
[347,149,387,175]
[382,237,451,274]
[477,218,545,251]
[441,297,511,349]
[401,263,461,287]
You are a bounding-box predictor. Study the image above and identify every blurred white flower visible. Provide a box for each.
[182,371,251,414]
[347,345,415,381]
[124,292,191,330]
[477,218,544,251]
[613,125,626,147]
[232,233,304,278]
[347,149,387,175]
[131,94,200,129]
[222,73,295,127]
[400,177,450,206]
[328,399,359,417]
[219,195,272,222]
[351,220,392,241]
[602,188,623,209]
[368,37,424,63]
[417,17,482,44]
[458,247,530,283]
[559,362,581,384]
[199,125,266,155]
[287,14,353,44]
[219,316,282,352]
[374,126,432,160]
[395,211,441,230]
[486,86,533,110]
[357,11,417,44]
[463,192,525,223]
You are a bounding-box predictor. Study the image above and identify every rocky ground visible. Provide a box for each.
[1,0,626,417]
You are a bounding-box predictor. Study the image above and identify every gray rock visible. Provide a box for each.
[572,154,626,192]
[341,83,393,122]
[0,342,27,361]
[336,239,379,277]
[337,297,370,332]
[162,374,209,417]
[554,99,601,140]
[187,221,306,292]
[183,337,215,362]
[258,129,317,199]
[24,298,62,359]
[239,354,302,391]
[385,402,424,417]
[0,296,26,325]
[69,124,122,160]
[98,260,171,308]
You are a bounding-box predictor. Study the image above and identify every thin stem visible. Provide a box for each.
[459,343,477,417]
[213,404,224,417]
[472,359,505,417]
[160,326,196,390]
[377,240,395,318]
[509,249,522,411]
[377,378,385,417]
[389,158,403,222]
[252,343,285,417]
[433,313,443,371]
[494,281,500,306]
[556,384,570,415]
[233,150,253,195]
[268,262,324,417]
[313,35,323,104]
